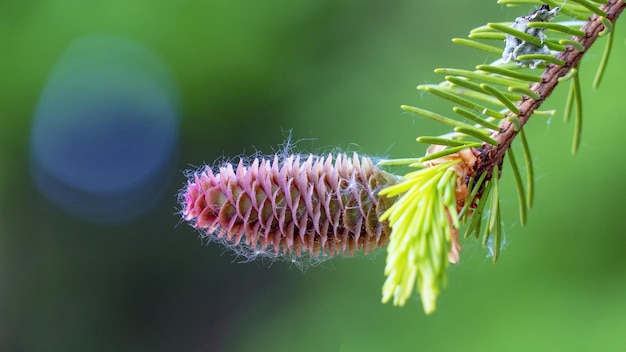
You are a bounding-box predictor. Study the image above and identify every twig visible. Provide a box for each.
[474,0,626,181]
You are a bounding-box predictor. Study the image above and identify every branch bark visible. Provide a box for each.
[473,0,626,181]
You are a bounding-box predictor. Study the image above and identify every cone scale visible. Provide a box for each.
[181,153,398,258]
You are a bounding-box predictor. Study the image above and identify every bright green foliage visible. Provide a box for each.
[379,0,621,313]
[379,160,460,314]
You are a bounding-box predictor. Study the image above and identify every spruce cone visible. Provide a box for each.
[181,153,398,258]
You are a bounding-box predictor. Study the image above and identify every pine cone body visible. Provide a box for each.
[181,153,398,258]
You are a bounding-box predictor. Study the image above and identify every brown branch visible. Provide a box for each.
[473,0,626,181]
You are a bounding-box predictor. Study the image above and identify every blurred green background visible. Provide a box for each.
[2,1,626,351]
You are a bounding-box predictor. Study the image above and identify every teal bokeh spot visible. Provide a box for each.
[30,35,180,223]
